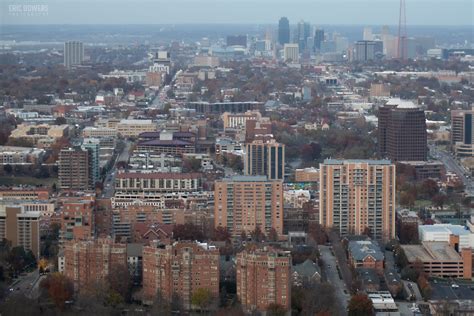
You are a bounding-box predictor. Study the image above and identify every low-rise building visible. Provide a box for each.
[117,119,156,138]
[294,167,320,182]
[348,240,385,272]
[401,241,472,279]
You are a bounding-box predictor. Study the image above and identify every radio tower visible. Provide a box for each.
[397,0,407,60]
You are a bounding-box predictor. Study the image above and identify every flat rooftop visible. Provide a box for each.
[419,224,470,236]
[402,241,462,262]
[323,159,393,165]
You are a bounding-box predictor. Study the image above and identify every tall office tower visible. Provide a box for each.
[378,99,428,161]
[58,147,91,191]
[82,138,100,188]
[63,238,127,291]
[354,40,377,61]
[0,206,40,259]
[236,247,291,314]
[283,43,299,62]
[64,41,84,68]
[314,28,325,51]
[278,17,290,45]
[214,176,283,238]
[363,26,373,41]
[244,139,285,180]
[451,108,474,157]
[319,159,396,241]
[142,241,220,308]
[296,20,311,50]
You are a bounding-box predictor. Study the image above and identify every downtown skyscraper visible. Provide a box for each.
[278,17,290,45]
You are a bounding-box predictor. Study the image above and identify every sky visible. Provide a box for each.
[1,0,473,26]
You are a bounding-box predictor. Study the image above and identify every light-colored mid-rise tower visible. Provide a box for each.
[64,41,84,68]
[319,159,396,241]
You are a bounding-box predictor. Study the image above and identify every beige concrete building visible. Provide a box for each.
[319,159,396,241]
[221,111,262,129]
[402,241,472,279]
[295,167,320,182]
[117,119,156,138]
[0,205,40,259]
[214,176,283,238]
[9,124,69,146]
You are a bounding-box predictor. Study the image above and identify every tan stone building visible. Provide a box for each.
[142,241,220,309]
[319,159,396,241]
[214,176,283,238]
[0,205,40,259]
[236,247,291,314]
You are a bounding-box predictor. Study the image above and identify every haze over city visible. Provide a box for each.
[0,0,473,315]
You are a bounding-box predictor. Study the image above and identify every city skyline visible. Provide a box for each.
[1,0,473,26]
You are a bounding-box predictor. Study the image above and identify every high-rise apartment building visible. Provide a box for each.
[283,44,299,62]
[142,241,220,308]
[236,247,291,314]
[64,41,84,68]
[58,147,91,191]
[451,108,474,157]
[354,40,377,61]
[0,205,40,259]
[63,238,127,291]
[378,99,428,161]
[278,17,290,45]
[244,139,285,180]
[214,176,283,238]
[319,159,396,241]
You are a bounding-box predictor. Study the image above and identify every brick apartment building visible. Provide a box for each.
[63,237,127,291]
[214,176,284,238]
[236,247,291,314]
[60,199,95,241]
[142,241,220,309]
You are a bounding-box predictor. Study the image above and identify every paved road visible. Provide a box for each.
[3,270,40,300]
[320,245,350,314]
[102,141,132,198]
[429,144,474,195]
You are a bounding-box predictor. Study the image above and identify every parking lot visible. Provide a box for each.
[431,281,474,300]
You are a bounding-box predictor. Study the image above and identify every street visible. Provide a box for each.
[102,141,132,198]
[3,270,44,301]
[320,245,350,314]
[429,144,474,195]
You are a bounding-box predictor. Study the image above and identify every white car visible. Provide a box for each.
[451,284,459,288]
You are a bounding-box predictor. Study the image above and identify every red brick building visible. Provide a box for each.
[60,199,95,241]
[236,247,291,314]
[63,238,127,291]
[142,241,220,309]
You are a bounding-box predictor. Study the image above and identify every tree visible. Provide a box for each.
[347,293,374,316]
[432,193,448,208]
[266,303,287,316]
[39,272,74,310]
[250,225,265,242]
[183,157,202,172]
[107,263,132,302]
[420,179,439,199]
[173,223,206,241]
[300,142,322,162]
[213,226,231,242]
[268,228,279,242]
[192,288,214,312]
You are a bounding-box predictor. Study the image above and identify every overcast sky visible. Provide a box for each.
[1,0,473,26]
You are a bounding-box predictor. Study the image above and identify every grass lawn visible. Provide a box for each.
[414,199,432,208]
[0,176,56,187]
